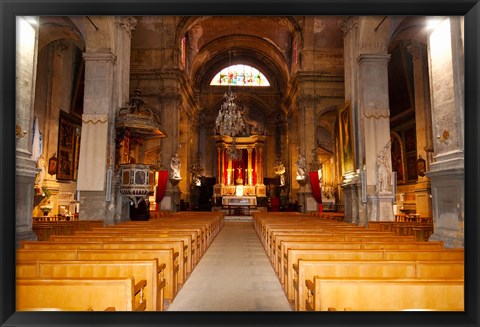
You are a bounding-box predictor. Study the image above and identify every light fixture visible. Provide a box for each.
[215,88,245,138]
[215,41,245,161]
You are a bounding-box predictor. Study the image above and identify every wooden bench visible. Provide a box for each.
[50,234,194,275]
[16,248,179,303]
[277,240,444,284]
[272,234,417,273]
[16,259,166,311]
[17,277,146,311]
[66,231,199,267]
[304,277,464,311]
[285,248,464,306]
[296,259,464,311]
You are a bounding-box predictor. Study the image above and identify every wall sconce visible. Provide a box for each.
[417,154,426,177]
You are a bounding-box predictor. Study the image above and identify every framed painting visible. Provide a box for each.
[404,126,416,153]
[338,102,355,175]
[406,153,418,181]
[57,114,81,181]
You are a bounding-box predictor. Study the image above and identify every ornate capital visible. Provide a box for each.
[339,16,358,36]
[116,16,137,37]
[158,93,183,105]
[406,40,426,62]
[297,94,321,109]
[54,40,69,57]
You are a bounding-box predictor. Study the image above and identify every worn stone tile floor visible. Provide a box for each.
[166,221,292,311]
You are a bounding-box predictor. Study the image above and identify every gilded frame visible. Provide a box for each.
[338,102,355,175]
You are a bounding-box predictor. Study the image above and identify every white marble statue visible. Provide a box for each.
[296,152,307,181]
[170,152,181,180]
[376,141,392,193]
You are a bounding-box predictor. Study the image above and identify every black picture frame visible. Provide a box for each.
[2,2,479,327]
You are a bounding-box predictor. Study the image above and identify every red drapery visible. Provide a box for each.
[309,171,323,211]
[156,170,169,204]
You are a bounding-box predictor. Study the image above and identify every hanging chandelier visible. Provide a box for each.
[215,89,245,138]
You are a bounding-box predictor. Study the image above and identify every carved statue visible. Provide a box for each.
[170,152,181,180]
[296,152,307,181]
[376,141,392,193]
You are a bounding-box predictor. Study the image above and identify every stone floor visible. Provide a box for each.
[166,221,292,311]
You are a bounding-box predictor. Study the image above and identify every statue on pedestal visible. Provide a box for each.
[170,152,181,180]
[376,141,392,194]
[296,152,307,181]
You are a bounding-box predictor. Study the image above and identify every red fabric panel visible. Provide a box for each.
[156,170,169,203]
[309,171,322,205]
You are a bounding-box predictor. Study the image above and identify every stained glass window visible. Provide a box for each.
[210,64,270,86]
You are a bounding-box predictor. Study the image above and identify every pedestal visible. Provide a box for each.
[368,193,395,222]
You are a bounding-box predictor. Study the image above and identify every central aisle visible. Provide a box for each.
[167,221,292,311]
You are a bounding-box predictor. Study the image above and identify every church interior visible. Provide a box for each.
[11,15,469,313]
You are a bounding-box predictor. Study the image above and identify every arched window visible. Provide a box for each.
[210,64,270,86]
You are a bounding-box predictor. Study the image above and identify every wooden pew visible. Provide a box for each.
[285,248,464,306]
[50,234,194,275]
[24,238,188,284]
[277,240,444,284]
[66,230,199,267]
[17,259,166,311]
[304,277,464,311]
[17,277,147,311]
[294,255,464,311]
[75,249,178,303]
[16,248,179,303]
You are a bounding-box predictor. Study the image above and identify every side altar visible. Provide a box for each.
[213,135,267,198]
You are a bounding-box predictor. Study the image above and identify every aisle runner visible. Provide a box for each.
[167,222,292,311]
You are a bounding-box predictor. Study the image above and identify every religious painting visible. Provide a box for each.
[338,102,355,175]
[390,132,405,184]
[47,154,57,175]
[406,154,418,181]
[57,114,81,181]
[404,126,416,153]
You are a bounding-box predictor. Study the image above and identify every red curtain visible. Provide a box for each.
[156,170,169,204]
[309,171,322,205]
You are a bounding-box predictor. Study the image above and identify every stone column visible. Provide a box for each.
[357,54,394,222]
[15,16,40,246]
[112,16,136,224]
[407,40,433,219]
[77,51,116,221]
[426,17,464,248]
[159,94,182,211]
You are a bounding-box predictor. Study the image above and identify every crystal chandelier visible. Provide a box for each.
[215,89,245,137]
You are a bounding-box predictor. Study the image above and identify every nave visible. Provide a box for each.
[167,222,292,311]
[16,211,464,312]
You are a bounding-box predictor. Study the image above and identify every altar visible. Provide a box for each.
[222,195,257,215]
[213,135,267,198]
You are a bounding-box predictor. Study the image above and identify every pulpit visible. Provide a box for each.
[213,135,266,198]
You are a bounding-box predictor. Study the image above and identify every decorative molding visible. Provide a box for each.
[363,105,390,119]
[297,94,322,109]
[158,93,183,105]
[83,52,117,63]
[116,16,137,37]
[338,16,358,36]
[357,53,391,65]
